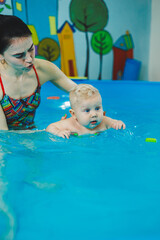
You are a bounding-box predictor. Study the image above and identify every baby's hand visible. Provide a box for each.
[111,120,126,130]
[60,114,67,120]
[57,129,71,139]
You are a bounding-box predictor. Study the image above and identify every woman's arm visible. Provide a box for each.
[35,59,77,92]
[0,104,8,130]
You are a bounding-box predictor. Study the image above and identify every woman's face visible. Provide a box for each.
[1,36,35,72]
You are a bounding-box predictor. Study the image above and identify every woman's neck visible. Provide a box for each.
[0,62,25,79]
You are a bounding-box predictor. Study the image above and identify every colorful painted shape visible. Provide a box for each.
[91,30,113,79]
[38,38,60,62]
[49,16,57,35]
[16,1,22,11]
[28,25,39,45]
[0,0,12,13]
[57,21,78,77]
[114,31,134,50]
[112,31,134,80]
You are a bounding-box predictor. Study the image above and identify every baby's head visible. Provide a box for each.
[69,84,100,109]
[69,84,104,129]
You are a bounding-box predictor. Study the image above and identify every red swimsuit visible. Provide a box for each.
[0,65,41,130]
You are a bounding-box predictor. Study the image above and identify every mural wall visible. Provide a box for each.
[149,0,160,82]
[58,0,151,80]
[1,0,60,67]
[1,0,151,80]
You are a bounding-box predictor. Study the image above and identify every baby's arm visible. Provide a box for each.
[104,116,126,130]
[46,119,72,139]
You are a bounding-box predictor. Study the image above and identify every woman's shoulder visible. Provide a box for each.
[34,58,60,85]
[34,58,48,69]
[34,58,57,71]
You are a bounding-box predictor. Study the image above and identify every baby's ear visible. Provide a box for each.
[69,109,76,119]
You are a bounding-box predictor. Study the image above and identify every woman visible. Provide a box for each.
[0,14,77,130]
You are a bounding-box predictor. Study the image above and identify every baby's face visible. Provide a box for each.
[73,94,103,129]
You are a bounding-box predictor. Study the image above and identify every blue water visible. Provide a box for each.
[0,80,160,240]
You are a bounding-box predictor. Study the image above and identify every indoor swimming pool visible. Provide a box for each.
[0,80,160,240]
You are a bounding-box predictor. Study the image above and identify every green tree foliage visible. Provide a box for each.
[91,30,113,79]
[38,38,60,62]
[70,0,108,78]
[0,0,12,13]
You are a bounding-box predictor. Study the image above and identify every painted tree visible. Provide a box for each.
[91,30,113,80]
[38,38,60,62]
[0,0,11,13]
[70,0,108,78]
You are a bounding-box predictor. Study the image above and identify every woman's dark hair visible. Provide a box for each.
[0,14,32,54]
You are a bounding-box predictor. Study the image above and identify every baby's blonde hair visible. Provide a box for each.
[69,84,100,109]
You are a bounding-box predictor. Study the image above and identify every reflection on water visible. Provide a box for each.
[1,81,160,239]
[0,130,44,240]
[0,130,68,240]
[0,125,160,240]
[0,144,16,240]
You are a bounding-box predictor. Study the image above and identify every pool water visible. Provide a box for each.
[0,80,160,240]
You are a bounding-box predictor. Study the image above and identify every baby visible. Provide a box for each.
[46,84,126,138]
